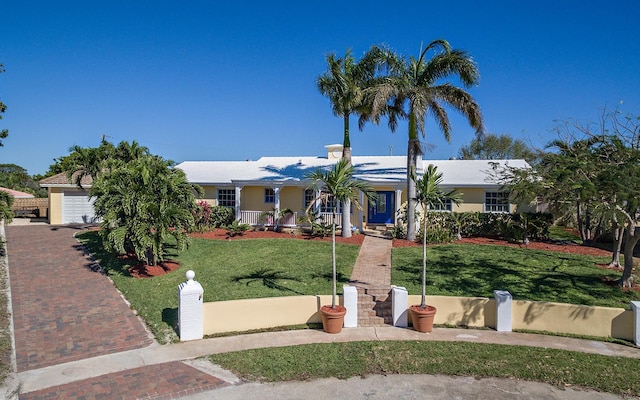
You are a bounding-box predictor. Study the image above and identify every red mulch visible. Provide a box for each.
[393,236,612,257]
[190,228,365,246]
[118,252,182,278]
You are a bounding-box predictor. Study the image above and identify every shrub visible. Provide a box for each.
[210,206,235,228]
[0,191,13,223]
[390,223,407,239]
[224,220,250,237]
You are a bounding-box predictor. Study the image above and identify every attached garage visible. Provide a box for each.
[62,190,97,224]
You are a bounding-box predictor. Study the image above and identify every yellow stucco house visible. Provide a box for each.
[39,145,530,226]
[176,145,530,232]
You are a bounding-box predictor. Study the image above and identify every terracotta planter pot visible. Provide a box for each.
[320,305,346,334]
[409,305,437,333]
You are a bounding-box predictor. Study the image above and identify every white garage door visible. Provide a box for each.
[62,190,98,224]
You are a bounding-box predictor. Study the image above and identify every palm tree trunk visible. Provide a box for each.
[342,114,353,238]
[331,221,337,307]
[406,114,420,241]
[421,210,427,308]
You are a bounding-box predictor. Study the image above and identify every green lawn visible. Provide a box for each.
[77,232,360,343]
[391,243,637,308]
[209,341,640,396]
[78,231,640,343]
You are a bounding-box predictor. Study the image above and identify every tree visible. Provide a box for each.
[316,48,381,238]
[0,64,8,146]
[64,139,149,188]
[365,40,484,241]
[0,190,13,223]
[305,159,376,308]
[458,133,536,162]
[497,108,640,287]
[412,164,461,308]
[91,154,201,266]
[0,164,47,197]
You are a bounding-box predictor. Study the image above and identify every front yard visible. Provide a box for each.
[77,231,639,343]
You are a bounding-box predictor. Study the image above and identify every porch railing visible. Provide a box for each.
[239,210,299,227]
[239,210,341,228]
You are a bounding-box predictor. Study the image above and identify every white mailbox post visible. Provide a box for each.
[178,270,204,341]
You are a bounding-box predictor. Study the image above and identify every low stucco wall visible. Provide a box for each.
[203,295,335,335]
[201,294,635,341]
[408,295,494,328]
[511,300,634,340]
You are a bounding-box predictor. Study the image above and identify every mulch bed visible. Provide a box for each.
[190,228,365,245]
[393,236,612,257]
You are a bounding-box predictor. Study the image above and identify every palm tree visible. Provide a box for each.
[412,164,461,308]
[316,48,381,238]
[305,158,376,308]
[91,154,201,266]
[366,40,484,241]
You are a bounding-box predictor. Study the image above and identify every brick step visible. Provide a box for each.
[355,285,394,327]
[358,316,393,327]
[359,309,392,318]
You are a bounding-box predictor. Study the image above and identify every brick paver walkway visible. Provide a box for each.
[349,235,391,288]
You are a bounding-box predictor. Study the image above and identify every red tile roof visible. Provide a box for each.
[0,187,35,198]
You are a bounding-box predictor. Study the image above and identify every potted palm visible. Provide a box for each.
[409,164,462,332]
[306,159,375,333]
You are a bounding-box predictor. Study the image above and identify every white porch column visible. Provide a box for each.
[395,189,403,224]
[274,186,281,215]
[314,189,321,216]
[234,186,242,221]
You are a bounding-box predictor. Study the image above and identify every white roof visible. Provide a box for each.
[176,156,529,188]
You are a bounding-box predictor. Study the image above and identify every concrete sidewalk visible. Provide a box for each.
[17,326,640,396]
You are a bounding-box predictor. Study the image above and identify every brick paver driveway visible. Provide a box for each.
[5,225,153,372]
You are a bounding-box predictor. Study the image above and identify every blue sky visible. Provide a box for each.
[1,1,638,175]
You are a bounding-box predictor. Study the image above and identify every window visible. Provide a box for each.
[304,189,315,211]
[217,189,236,208]
[320,192,340,213]
[264,188,275,204]
[485,192,509,213]
[430,198,452,212]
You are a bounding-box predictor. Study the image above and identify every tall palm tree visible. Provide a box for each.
[412,164,461,308]
[366,40,484,241]
[305,159,376,308]
[316,48,381,237]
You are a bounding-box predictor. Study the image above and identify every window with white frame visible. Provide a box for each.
[320,192,340,214]
[264,188,275,204]
[304,189,315,211]
[430,198,452,212]
[485,191,509,213]
[217,189,236,208]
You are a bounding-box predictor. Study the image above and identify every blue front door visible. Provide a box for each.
[368,191,395,224]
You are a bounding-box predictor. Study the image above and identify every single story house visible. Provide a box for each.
[177,145,531,231]
[38,145,531,226]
